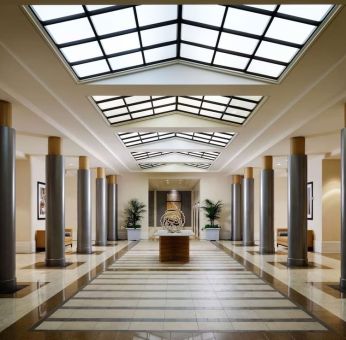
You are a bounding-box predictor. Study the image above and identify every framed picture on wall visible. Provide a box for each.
[307,182,313,220]
[37,182,46,220]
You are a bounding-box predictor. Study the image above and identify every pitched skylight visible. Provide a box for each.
[118,132,234,148]
[131,151,220,161]
[138,162,211,170]
[28,4,335,81]
[93,95,262,125]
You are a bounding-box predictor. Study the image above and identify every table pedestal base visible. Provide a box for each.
[159,236,189,262]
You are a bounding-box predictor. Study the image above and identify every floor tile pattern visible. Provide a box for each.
[36,241,327,333]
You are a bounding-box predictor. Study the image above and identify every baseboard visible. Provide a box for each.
[314,240,340,253]
[16,241,36,253]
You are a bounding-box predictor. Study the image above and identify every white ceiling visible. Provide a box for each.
[0,2,345,175]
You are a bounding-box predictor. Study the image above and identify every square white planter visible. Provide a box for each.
[127,228,141,241]
[204,228,220,241]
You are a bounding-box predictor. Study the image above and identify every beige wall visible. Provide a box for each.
[16,159,31,250]
[322,159,341,244]
[16,156,46,253]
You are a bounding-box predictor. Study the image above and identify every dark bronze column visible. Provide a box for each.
[0,100,16,292]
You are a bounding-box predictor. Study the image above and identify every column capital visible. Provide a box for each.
[0,100,12,127]
[232,175,242,184]
[263,156,273,170]
[290,136,305,155]
[79,156,89,169]
[48,136,61,155]
[97,167,105,178]
[244,167,253,179]
[107,175,117,184]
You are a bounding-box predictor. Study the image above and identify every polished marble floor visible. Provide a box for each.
[1,240,346,339]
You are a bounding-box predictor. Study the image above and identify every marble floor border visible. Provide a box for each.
[0,241,139,339]
[214,241,346,337]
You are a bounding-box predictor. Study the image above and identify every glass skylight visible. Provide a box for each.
[131,151,220,161]
[138,163,211,170]
[93,95,262,125]
[118,131,234,148]
[29,4,335,81]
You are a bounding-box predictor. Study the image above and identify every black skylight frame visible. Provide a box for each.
[27,4,336,82]
[94,95,262,125]
[131,151,220,161]
[118,131,234,148]
[139,163,166,169]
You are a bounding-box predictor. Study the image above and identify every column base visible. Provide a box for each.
[243,241,255,246]
[259,248,275,254]
[287,257,308,267]
[77,247,92,254]
[340,278,346,292]
[46,258,66,267]
[94,241,107,246]
[0,278,17,293]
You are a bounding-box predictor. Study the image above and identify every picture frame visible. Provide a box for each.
[307,182,313,220]
[37,181,46,220]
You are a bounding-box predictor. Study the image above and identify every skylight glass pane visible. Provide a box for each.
[32,5,84,21]
[91,8,136,35]
[153,98,176,106]
[278,5,332,22]
[103,107,128,117]
[180,44,213,63]
[86,5,114,11]
[202,102,225,112]
[46,18,94,44]
[136,5,178,26]
[141,25,177,47]
[144,45,177,63]
[230,98,255,109]
[178,105,199,114]
[245,5,276,11]
[183,5,225,27]
[125,96,150,104]
[222,115,245,124]
[224,8,270,35]
[109,52,143,70]
[214,52,249,69]
[73,60,109,77]
[226,107,250,117]
[266,18,315,44]
[218,33,258,54]
[200,110,222,119]
[132,110,154,118]
[256,41,298,63]
[98,98,125,110]
[61,41,102,63]
[154,105,176,114]
[178,97,200,107]
[181,24,218,47]
[239,95,262,101]
[128,102,152,112]
[109,115,131,123]
[204,96,230,104]
[248,60,285,77]
[101,33,140,55]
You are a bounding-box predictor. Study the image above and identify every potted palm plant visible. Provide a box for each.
[201,199,223,241]
[125,198,146,241]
